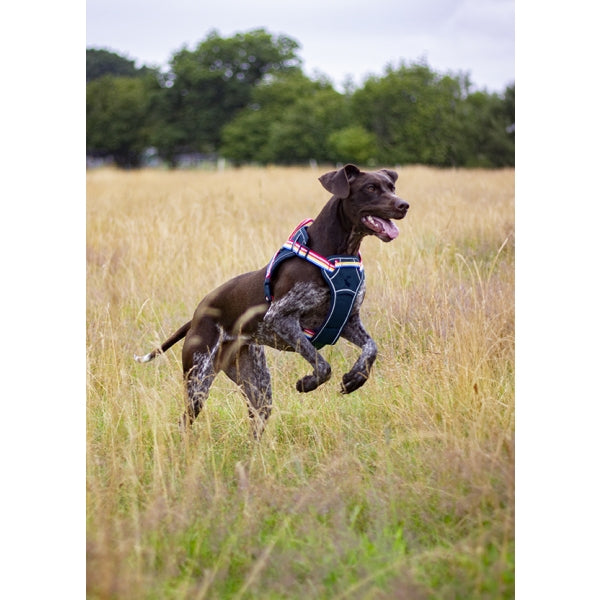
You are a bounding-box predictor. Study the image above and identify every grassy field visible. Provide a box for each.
[86,165,514,599]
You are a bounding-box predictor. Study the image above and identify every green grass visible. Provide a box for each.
[87,166,514,599]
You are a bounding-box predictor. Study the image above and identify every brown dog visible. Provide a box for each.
[135,164,409,438]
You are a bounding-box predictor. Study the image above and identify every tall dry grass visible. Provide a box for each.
[87,165,514,599]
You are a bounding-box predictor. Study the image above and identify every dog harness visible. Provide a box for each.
[264,219,365,349]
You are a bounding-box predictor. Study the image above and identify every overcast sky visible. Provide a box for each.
[86,0,514,93]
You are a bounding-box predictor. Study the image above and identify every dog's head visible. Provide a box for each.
[318,164,409,242]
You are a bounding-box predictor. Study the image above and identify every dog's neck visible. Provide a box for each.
[307,197,364,256]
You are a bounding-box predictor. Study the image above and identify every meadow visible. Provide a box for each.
[86,165,514,599]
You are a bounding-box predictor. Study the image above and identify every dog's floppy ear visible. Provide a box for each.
[319,164,362,198]
[379,168,398,183]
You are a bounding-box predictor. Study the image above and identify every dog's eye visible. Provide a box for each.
[366,184,377,193]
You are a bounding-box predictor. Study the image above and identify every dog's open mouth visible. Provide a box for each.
[362,215,400,241]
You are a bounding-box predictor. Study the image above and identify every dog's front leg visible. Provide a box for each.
[339,313,378,394]
[295,345,332,393]
[262,313,331,393]
[279,321,332,392]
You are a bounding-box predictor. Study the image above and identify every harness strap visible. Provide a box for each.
[281,241,336,273]
[264,220,364,349]
[305,255,364,349]
[264,219,317,301]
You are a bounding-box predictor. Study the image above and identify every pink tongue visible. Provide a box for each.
[374,217,399,240]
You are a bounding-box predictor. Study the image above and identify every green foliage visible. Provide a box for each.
[86,34,515,168]
[153,29,302,158]
[178,28,301,86]
[221,73,349,164]
[351,61,466,166]
[457,86,515,167]
[327,126,378,165]
[261,85,349,164]
[219,108,272,165]
[86,75,153,167]
[220,72,316,163]
[87,48,137,82]
[86,48,155,82]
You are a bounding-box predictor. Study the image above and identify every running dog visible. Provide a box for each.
[134,164,409,438]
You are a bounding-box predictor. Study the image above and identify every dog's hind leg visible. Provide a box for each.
[224,344,272,440]
[180,350,217,430]
[180,320,222,430]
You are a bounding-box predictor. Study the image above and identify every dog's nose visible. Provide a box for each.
[395,199,409,213]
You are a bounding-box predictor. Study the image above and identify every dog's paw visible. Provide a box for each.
[296,366,332,392]
[340,371,368,394]
[296,375,319,393]
[296,363,332,393]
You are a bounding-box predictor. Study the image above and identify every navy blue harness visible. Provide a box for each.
[264,219,365,349]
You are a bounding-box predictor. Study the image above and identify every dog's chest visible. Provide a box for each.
[284,280,331,324]
[255,280,365,349]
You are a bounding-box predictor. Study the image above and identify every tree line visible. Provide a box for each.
[86,29,514,169]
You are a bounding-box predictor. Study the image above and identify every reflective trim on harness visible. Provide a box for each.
[264,220,365,349]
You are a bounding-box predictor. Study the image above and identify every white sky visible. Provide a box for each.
[86,0,515,92]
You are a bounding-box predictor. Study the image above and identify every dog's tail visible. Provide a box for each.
[134,320,192,363]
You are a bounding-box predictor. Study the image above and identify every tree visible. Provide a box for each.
[221,73,349,164]
[86,75,152,167]
[457,84,515,167]
[220,72,318,164]
[153,29,302,159]
[86,36,515,169]
[264,88,348,163]
[351,61,466,166]
[220,107,273,165]
[181,28,301,86]
[86,48,152,82]
[327,126,378,165]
